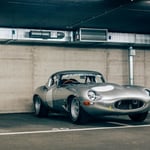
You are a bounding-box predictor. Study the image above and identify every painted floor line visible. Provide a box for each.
[107,121,129,126]
[0,124,150,136]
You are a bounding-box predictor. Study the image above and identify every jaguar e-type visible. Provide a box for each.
[33,70,150,124]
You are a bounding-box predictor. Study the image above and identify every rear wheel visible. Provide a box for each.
[128,111,148,122]
[34,96,49,117]
[69,97,88,124]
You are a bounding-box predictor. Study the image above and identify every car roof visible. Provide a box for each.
[52,70,102,76]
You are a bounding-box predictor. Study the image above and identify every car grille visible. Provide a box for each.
[114,99,144,110]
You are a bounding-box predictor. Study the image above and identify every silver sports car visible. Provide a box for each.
[33,70,150,124]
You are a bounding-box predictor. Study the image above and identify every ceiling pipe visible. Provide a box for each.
[128,46,136,85]
[0,28,150,47]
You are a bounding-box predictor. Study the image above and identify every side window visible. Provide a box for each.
[46,75,60,88]
[47,78,53,87]
[53,76,57,85]
[47,76,55,88]
[51,75,59,86]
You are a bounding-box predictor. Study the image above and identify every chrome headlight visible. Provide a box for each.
[88,90,96,101]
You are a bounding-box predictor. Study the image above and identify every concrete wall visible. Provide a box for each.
[0,44,150,113]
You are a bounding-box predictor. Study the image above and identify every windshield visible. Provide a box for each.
[60,73,104,85]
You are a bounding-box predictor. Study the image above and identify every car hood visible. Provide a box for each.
[66,83,148,99]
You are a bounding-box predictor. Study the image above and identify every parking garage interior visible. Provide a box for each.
[0,0,150,113]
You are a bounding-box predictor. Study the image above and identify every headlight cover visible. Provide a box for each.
[88,90,96,101]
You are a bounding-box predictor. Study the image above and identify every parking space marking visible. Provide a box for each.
[0,124,150,136]
[107,121,129,126]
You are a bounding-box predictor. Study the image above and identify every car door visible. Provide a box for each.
[45,75,58,108]
[52,86,71,111]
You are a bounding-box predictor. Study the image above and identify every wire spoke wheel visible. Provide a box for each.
[34,96,48,117]
[34,97,41,115]
[69,97,88,124]
[71,97,80,122]
[128,111,148,122]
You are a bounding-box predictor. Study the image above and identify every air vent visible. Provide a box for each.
[77,28,108,42]
[29,31,65,39]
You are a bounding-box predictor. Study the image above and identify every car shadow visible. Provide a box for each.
[47,113,150,127]
[0,113,149,131]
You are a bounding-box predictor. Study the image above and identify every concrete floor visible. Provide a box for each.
[0,113,150,150]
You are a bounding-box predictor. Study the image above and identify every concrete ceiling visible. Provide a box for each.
[0,0,150,34]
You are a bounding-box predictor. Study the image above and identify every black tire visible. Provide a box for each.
[34,96,49,117]
[69,97,88,124]
[128,111,148,122]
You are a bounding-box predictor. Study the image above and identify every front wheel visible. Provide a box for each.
[128,111,148,122]
[69,97,88,124]
[34,96,49,117]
